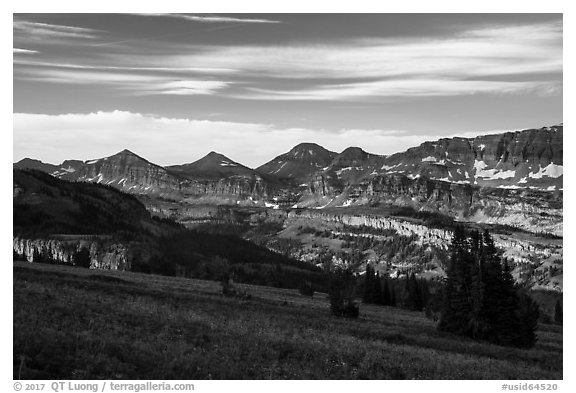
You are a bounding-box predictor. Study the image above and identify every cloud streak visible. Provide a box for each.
[241,79,561,101]
[134,13,281,24]
[16,67,231,96]
[13,19,102,40]
[13,48,38,54]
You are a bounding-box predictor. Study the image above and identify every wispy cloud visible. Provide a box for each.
[154,21,560,79]
[240,79,561,101]
[135,13,281,24]
[16,67,231,96]
[13,48,38,54]
[13,18,562,102]
[14,19,102,40]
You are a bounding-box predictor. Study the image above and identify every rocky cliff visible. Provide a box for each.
[13,237,130,270]
[376,125,563,189]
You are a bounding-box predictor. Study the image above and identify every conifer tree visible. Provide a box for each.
[382,276,391,306]
[515,288,540,348]
[406,273,423,311]
[374,271,383,304]
[554,299,563,325]
[363,264,374,303]
[439,225,474,335]
[439,227,539,348]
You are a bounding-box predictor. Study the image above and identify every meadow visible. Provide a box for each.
[13,261,562,380]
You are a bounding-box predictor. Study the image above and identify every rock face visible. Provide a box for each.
[17,150,272,203]
[13,237,130,270]
[168,151,272,202]
[257,143,337,181]
[53,149,184,197]
[376,125,563,190]
[282,209,562,290]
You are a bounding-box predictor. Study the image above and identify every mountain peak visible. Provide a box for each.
[290,142,330,154]
[167,151,255,179]
[339,146,368,157]
[257,143,338,180]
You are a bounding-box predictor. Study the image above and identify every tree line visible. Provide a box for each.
[327,225,545,349]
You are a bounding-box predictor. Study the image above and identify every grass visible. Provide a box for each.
[13,261,562,380]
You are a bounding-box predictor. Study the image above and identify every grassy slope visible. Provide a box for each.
[13,261,562,380]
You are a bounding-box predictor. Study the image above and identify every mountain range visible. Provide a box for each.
[14,124,563,232]
[13,123,564,292]
[15,124,563,194]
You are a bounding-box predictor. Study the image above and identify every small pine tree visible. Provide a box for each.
[374,272,383,304]
[329,267,359,318]
[73,247,91,268]
[405,273,423,311]
[382,277,391,306]
[363,264,374,303]
[554,299,563,325]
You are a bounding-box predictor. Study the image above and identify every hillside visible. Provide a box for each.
[13,168,169,237]
[13,169,322,286]
[13,261,562,379]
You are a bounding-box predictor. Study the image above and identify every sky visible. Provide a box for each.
[13,13,563,167]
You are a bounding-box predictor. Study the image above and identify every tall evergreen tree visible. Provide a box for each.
[439,225,475,336]
[515,288,540,348]
[439,227,538,348]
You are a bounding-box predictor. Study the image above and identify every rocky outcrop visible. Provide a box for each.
[13,237,130,270]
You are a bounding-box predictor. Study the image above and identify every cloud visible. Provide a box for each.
[240,79,560,101]
[13,19,102,40]
[13,19,562,101]
[157,21,561,80]
[15,68,231,96]
[135,13,281,24]
[13,48,38,54]
[14,111,472,168]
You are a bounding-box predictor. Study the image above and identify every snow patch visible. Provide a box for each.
[338,199,353,207]
[220,160,237,167]
[491,170,516,180]
[264,202,280,209]
[421,156,436,162]
[530,163,563,179]
[59,166,76,173]
[273,162,288,174]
